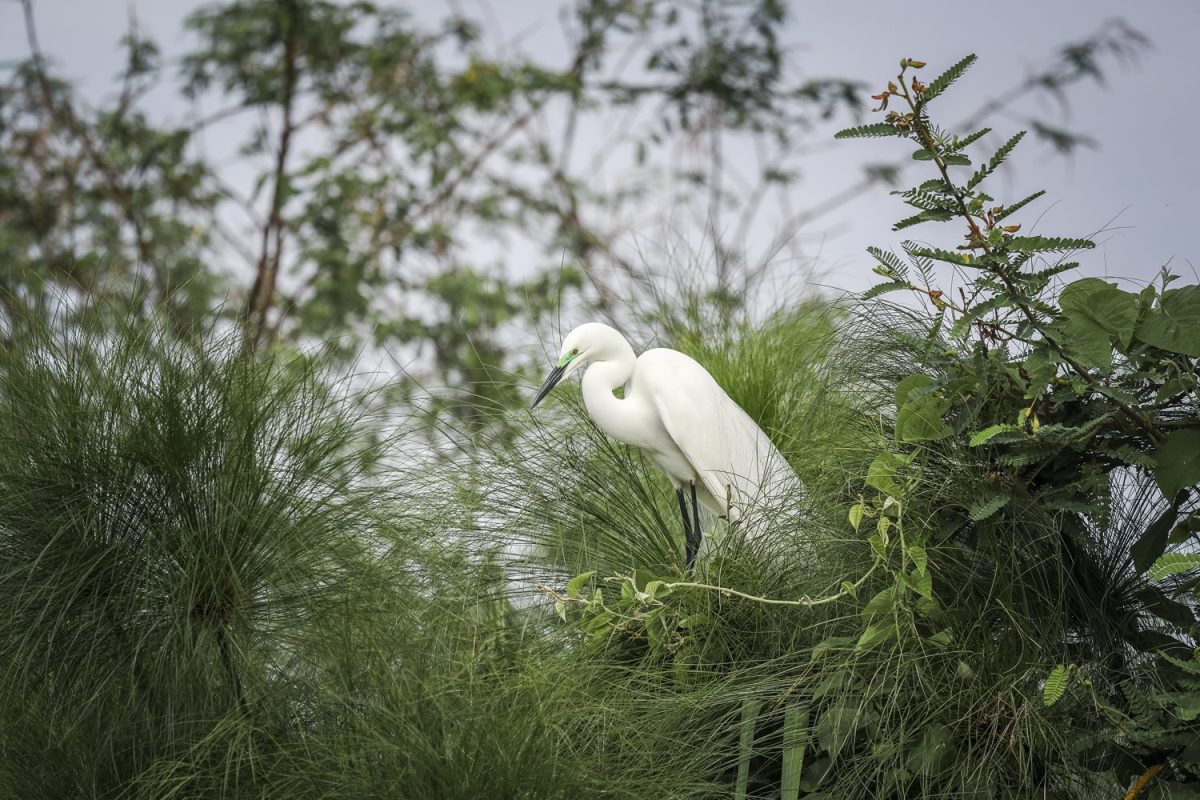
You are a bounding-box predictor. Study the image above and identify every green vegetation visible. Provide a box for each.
[1,3,1196,797]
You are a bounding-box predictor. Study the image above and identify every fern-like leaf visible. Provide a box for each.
[966,131,1025,192]
[909,246,973,266]
[1161,652,1200,675]
[1027,261,1079,291]
[949,295,1016,339]
[949,127,992,152]
[1007,236,1095,253]
[969,492,1011,521]
[919,54,978,105]
[835,122,905,140]
[1043,664,1070,707]
[993,190,1046,222]
[867,246,909,277]
[894,209,954,231]
[1148,553,1200,582]
[995,449,1049,466]
[968,424,1021,447]
[863,282,911,300]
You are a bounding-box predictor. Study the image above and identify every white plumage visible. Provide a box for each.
[532,322,801,565]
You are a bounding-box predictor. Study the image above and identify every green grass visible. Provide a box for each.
[0,301,1154,797]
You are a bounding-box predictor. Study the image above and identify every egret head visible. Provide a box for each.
[531,322,629,408]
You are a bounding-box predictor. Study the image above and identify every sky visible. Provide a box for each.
[2,0,1197,306]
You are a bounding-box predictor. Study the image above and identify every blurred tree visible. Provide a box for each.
[0,0,1148,436]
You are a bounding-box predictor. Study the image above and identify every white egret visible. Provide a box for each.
[531,322,800,567]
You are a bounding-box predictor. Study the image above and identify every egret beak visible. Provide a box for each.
[531,364,567,409]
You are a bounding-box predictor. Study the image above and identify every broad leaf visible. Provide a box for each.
[1135,285,1200,355]
[866,451,913,497]
[815,703,872,761]
[855,622,897,652]
[905,724,955,777]
[1059,278,1138,350]
[895,377,953,443]
[1131,503,1182,574]
[1152,429,1200,500]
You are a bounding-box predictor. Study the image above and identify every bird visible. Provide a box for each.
[531,322,801,567]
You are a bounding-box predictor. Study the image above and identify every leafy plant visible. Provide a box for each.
[840,53,1200,795]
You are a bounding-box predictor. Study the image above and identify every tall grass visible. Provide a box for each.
[479,298,1146,798]
[0,298,1155,797]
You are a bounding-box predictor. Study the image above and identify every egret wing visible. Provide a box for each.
[637,349,798,521]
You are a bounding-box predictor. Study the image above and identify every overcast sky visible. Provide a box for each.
[3,1,1197,304]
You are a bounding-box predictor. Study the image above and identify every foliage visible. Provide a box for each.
[0,9,1186,798]
[0,308,744,799]
[2,0,875,436]
[838,53,1200,795]
[1,2,1149,438]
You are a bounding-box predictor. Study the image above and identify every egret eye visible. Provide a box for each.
[570,348,579,355]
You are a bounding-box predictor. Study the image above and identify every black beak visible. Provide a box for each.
[531,365,566,409]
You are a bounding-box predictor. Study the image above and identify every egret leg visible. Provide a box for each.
[676,488,695,566]
[687,480,703,568]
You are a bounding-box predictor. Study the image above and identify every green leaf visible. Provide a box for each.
[893,209,954,231]
[949,127,991,151]
[1131,503,1182,574]
[1153,429,1200,500]
[1059,278,1139,350]
[867,246,908,275]
[565,570,595,598]
[1047,318,1113,370]
[1160,651,1200,675]
[866,451,912,497]
[1006,236,1095,253]
[969,493,1010,522]
[949,294,1014,340]
[815,703,873,761]
[781,704,809,800]
[942,154,971,166]
[895,374,934,406]
[1043,664,1070,707]
[734,699,762,800]
[895,378,952,442]
[1135,285,1200,355]
[863,281,911,300]
[1148,553,1200,582]
[811,636,856,660]
[862,585,898,619]
[905,724,955,777]
[907,543,928,574]
[1135,586,1196,628]
[927,629,953,648]
[908,246,974,266]
[966,131,1024,192]
[1158,691,1200,721]
[856,622,897,652]
[1021,348,1059,397]
[906,568,933,600]
[920,54,977,104]
[969,424,1020,446]
[848,502,866,531]
[835,122,906,140]
[993,189,1046,222]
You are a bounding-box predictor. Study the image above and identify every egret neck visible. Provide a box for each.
[579,340,642,445]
